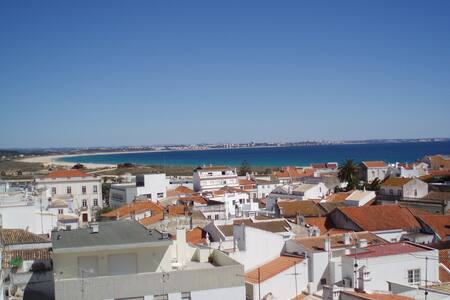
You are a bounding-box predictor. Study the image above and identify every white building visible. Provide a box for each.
[379,177,429,198]
[359,161,389,183]
[388,163,420,178]
[292,183,329,200]
[52,220,246,300]
[341,242,439,292]
[245,255,308,300]
[255,179,280,199]
[204,186,259,218]
[193,166,239,192]
[285,231,386,294]
[136,173,167,201]
[344,190,376,207]
[35,169,102,223]
[109,183,138,208]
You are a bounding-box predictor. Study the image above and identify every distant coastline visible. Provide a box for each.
[31,140,450,169]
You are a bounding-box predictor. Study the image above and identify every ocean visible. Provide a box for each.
[57,141,450,167]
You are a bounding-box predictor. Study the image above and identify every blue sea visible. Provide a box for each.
[57,141,450,167]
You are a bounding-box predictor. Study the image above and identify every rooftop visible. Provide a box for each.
[293,231,385,252]
[42,169,93,179]
[346,190,376,201]
[217,218,291,237]
[381,177,414,187]
[417,214,450,241]
[196,166,234,171]
[245,255,303,284]
[347,241,432,259]
[0,228,50,245]
[340,290,413,300]
[277,200,325,218]
[102,200,164,219]
[335,205,421,231]
[52,220,168,251]
[362,161,387,168]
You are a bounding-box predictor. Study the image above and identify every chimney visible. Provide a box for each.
[324,237,331,252]
[90,222,99,234]
[344,233,351,245]
[358,239,368,248]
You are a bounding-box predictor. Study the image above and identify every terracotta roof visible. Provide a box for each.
[440,265,450,282]
[381,177,413,187]
[139,212,164,226]
[167,186,195,197]
[178,195,208,205]
[347,241,432,259]
[212,186,244,196]
[168,204,188,216]
[186,227,206,244]
[102,200,164,219]
[2,248,51,268]
[274,167,314,180]
[239,179,255,186]
[417,215,450,241]
[246,255,303,284]
[303,217,347,235]
[44,169,91,179]
[336,205,421,231]
[427,155,450,169]
[326,191,352,202]
[277,200,325,218]
[293,231,385,252]
[340,291,413,300]
[0,229,50,245]
[362,161,387,168]
[217,218,291,237]
[422,191,450,202]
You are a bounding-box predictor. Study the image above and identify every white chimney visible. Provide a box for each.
[324,238,331,252]
[344,233,351,245]
[358,239,368,248]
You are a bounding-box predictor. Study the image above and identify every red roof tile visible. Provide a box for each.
[362,161,387,168]
[336,205,421,231]
[347,242,432,259]
[102,200,164,218]
[417,215,450,241]
[246,256,303,284]
[44,169,91,179]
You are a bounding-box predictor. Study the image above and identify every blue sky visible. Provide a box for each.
[1,0,450,148]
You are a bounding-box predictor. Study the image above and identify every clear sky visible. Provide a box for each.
[1,0,450,148]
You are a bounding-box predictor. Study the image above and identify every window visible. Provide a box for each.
[214,214,219,220]
[82,199,87,207]
[93,199,98,207]
[82,186,86,194]
[157,192,164,198]
[221,171,226,175]
[93,185,98,194]
[82,213,88,222]
[408,269,421,285]
[181,292,191,300]
[389,189,393,195]
[51,187,56,195]
[154,295,168,300]
[397,190,402,196]
[67,186,71,194]
[207,215,211,220]
[414,189,418,197]
[58,209,63,215]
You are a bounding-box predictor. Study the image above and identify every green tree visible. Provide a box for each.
[365,177,381,191]
[238,160,252,176]
[338,159,359,191]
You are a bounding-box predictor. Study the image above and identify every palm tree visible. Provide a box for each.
[338,159,359,191]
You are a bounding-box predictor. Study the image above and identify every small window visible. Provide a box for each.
[389,189,393,195]
[67,186,71,194]
[82,199,87,207]
[222,171,226,175]
[52,187,56,195]
[414,189,418,197]
[207,215,211,220]
[408,269,421,285]
[154,295,168,300]
[82,186,87,194]
[214,214,219,220]
[181,292,192,300]
[93,199,98,207]
[58,209,63,215]
[157,192,164,198]
[93,185,98,194]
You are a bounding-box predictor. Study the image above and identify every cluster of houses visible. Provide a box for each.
[0,154,449,299]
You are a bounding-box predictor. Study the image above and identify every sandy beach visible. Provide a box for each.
[19,154,117,169]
